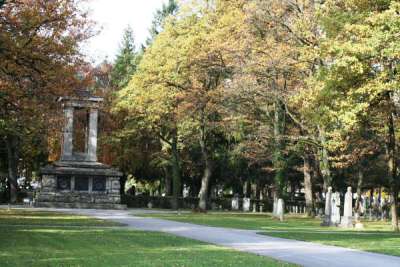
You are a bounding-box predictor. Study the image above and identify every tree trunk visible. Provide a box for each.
[198,161,211,210]
[6,135,18,203]
[243,180,250,198]
[273,99,286,198]
[163,166,172,196]
[120,174,127,196]
[273,99,286,221]
[386,110,399,231]
[355,167,364,218]
[303,151,314,217]
[391,190,399,231]
[318,126,332,192]
[198,120,212,211]
[171,131,181,210]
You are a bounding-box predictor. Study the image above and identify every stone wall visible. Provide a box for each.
[36,174,121,205]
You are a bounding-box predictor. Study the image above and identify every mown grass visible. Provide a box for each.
[0,209,120,227]
[141,211,400,257]
[0,209,295,267]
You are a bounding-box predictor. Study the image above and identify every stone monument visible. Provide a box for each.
[340,187,353,228]
[243,197,250,212]
[321,187,333,226]
[231,195,239,210]
[272,197,278,216]
[35,92,125,209]
[276,198,285,221]
[331,192,341,226]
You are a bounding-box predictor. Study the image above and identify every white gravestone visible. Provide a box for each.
[361,194,366,214]
[331,192,341,226]
[373,196,379,220]
[182,185,190,198]
[231,196,239,210]
[321,187,333,226]
[273,199,278,217]
[243,197,251,212]
[380,197,387,220]
[276,198,285,221]
[340,187,354,228]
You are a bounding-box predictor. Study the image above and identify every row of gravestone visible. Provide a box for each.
[231,196,307,215]
[358,194,391,221]
[231,197,252,211]
[321,186,359,228]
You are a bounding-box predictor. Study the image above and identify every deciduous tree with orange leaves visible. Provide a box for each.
[0,0,92,202]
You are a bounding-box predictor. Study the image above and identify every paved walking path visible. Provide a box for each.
[8,207,400,267]
[53,208,400,267]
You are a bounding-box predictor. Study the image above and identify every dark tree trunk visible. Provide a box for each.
[386,110,399,231]
[255,181,261,200]
[243,180,251,198]
[303,151,314,217]
[272,99,286,221]
[120,174,127,196]
[6,135,18,203]
[318,126,332,192]
[170,131,181,210]
[198,120,212,211]
[273,99,286,199]
[355,167,364,217]
[163,166,172,196]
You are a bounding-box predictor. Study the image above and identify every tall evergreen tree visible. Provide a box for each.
[146,0,178,46]
[111,26,139,88]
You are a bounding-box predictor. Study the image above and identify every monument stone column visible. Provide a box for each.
[88,108,98,162]
[62,106,74,161]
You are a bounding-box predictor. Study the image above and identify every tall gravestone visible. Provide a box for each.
[340,187,353,228]
[331,192,341,226]
[35,92,125,209]
[243,197,250,212]
[272,197,278,217]
[321,187,333,226]
[231,195,239,210]
[276,198,285,221]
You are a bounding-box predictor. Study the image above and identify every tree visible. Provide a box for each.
[112,1,181,207]
[111,26,140,88]
[116,0,245,210]
[222,0,321,219]
[109,0,400,230]
[0,0,91,202]
[146,0,178,46]
[306,0,400,230]
[114,14,186,209]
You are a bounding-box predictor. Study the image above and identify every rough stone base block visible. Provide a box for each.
[340,216,354,228]
[320,215,331,226]
[35,201,127,210]
[37,161,124,210]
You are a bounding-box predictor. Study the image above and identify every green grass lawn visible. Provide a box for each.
[0,209,294,267]
[140,212,400,257]
[0,209,120,227]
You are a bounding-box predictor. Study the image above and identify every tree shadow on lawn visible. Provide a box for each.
[0,227,293,267]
